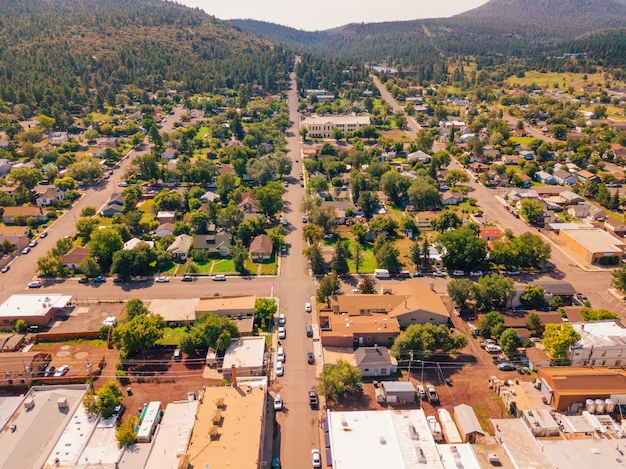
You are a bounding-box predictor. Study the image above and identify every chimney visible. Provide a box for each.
[231,365,237,386]
[430,282,435,292]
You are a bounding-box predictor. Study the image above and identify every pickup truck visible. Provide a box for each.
[131,276,148,283]
[427,385,439,404]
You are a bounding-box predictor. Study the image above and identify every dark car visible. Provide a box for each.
[497,362,516,371]
[78,277,90,284]
[307,352,314,364]
[181,275,193,282]
[113,277,127,284]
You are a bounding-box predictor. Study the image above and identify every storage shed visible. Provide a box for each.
[381,381,416,403]
[454,404,485,443]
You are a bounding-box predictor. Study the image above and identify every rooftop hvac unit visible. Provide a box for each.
[450,446,459,454]
[416,445,426,464]
[57,398,68,409]
[379,436,387,445]
[408,424,419,440]
[341,418,348,427]
[23,399,34,410]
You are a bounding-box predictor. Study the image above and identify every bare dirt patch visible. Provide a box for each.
[32,339,111,377]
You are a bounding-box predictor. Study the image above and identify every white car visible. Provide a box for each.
[278,313,286,325]
[278,327,286,340]
[351,288,360,293]
[506,270,521,276]
[469,271,483,277]
[28,280,42,288]
[274,394,283,410]
[21,247,30,254]
[277,347,285,362]
[212,274,226,281]
[54,365,69,377]
[118,182,128,187]
[155,276,169,283]
[305,302,312,313]
[452,270,465,276]
[275,361,284,376]
[311,449,321,468]
[433,271,446,277]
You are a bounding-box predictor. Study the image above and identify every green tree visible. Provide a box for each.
[542,323,581,359]
[113,313,166,357]
[548,295,564,311]
[380,171,411,205]
[447,278,475,312]
[15,319,27,334]
[318,359,362,402]
[520,284,545,308]
[36,254,63,277]
[81,206,97,217]
[154,188,182,212]
[53,236,74,256]
[357,191,380,216]
[116,416,139,448]
[317,272,340,303]
[407,240,422,270]
[123,298,150,321]
[256,181,284,217]
[76,217,99,240]
[189,211,210,234]
[430,212,461,233]
[299,126,308,140]
[498,328,520,353]
[267,225,286,248]
[611,264,626,294]
[437,225,487,270]
[526,312,543,335]
[83,381,123,418]
[10,167,41,189]
[54,176,78,191]
[474,274,515,312]
[407,179,440,210]
[353,241,363,274]
[519,199,544,224]
[445,169,470,188]
[332,127,344,141]
[415,129,434,152]
[77,256,101,277]
[580,307,618,321]
[231,241,249,274]
[358,277,377,294]
[478,311,505,339]
[375,242,401,272]
[303,224,323,244]
[351,224,367,244]
[330,240,351,275]
[89,228,124,269]
[217,173,238,203]
[391,323,468,358]
[254,298,277,328]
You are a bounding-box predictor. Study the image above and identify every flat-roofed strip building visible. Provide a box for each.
[196,295,256,318]
[0,293,72,330]
[559,228,625,264]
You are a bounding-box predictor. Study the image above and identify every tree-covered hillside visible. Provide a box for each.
[0,0,292,115]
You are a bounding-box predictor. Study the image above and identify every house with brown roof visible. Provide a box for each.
[238,196,263,220]
[526,348,551,370]
[249,234,273,261]
[155,223,175,238]
[414,211,441,227]
[0,226,30,252]
[2,206,49,224]
[61,247,90,270]
[193,231,233,257]
[605,219,626,237]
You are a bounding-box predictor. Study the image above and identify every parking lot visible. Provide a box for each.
[31,339,113,378]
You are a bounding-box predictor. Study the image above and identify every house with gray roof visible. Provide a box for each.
[354,346,398,377]
[193,231,232,256]
[167,234,192,261]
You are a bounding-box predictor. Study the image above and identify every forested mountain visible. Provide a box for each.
[228,19,332,49]
[0,0,291,116]
[231,0,626,66]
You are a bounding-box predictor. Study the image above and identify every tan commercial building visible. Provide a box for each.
[303,115,371,138]
[182,385,267,469]
[559,228,625,264]
[537,367,626,412]
[196,295,256,318]
[0,294,72,330]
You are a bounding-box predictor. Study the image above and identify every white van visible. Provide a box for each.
[374,269,390,279]
[485,344,502,353]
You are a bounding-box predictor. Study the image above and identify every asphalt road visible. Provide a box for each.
[3,106,187,296]
[371,75,422,138]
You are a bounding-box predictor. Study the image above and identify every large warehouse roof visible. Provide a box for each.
[0,294,71,318]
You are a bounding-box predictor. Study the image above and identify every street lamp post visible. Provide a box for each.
[407,351,413,382]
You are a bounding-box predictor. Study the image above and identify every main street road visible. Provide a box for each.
[4,106,187,295]
[272,67,319,469]
[371,75,422,138]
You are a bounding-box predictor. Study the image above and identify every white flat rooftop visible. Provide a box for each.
[0,396,23,430]
[541,439,626,469]
[222,336,266,370]
[572,321,626,347]
[438,444,482,469]
[0,385,88,469]
[74,415,124,469]
[327,409,442,469]
[45,403,99,468]
[0,294,72,318]
[144,400,199,469]
[491,418,552,469]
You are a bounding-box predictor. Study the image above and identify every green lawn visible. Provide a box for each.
[508,136,535,146]
[157,327,188,346]
[505,71,607,88]
[327,237,377,274]
[454,200,481,214]
[193,260,214,273]
[211,258,237,274]
[138,199,156,224]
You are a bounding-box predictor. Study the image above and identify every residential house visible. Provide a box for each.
[553,169,577,186]
[320,200,361,223]
[519,151,535,160]
[468,162,489,173]
[483,149,500,159]
[35,188,65,207]
[161,148,177,160]
[102,193,124,217]
[48,131,69,146]
[559,190,584,204]
[504,188,539,203]
[123,238,154,250]
[406,150,431,163]
[526,348,551,370]
[441,191,464,206]
[249,234,273,261]
[576,170,601,184]
[502,154,520,165]
[0,158,11,176]
[238,195,263,220]
[354,346,398,377]
[156,211,176,224]
[535,171,556,185]
[193,231,233,257]
[414,211,441,227]
[0,226,30,252]
[480,228,502,241]
[567,203,606,221]
[200,190,219,203]
[605,219,626,237]
[2,206,49,224]
[492,173,510,187]
[155,223,174,238]
[167,234,193,261]
[61,247,90,270]
[514,173,532,188]
[303,115,371,138]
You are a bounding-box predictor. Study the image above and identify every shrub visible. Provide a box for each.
[15,319,27,334]
[116,416,139,447]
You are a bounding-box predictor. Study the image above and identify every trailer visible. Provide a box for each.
[137,401,161,443]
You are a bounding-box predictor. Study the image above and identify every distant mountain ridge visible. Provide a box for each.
[230,0,626,65]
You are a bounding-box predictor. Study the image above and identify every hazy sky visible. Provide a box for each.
[178,0,490,31]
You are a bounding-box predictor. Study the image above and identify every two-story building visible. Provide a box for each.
[303,115,371,138]
[569,321,626,367]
